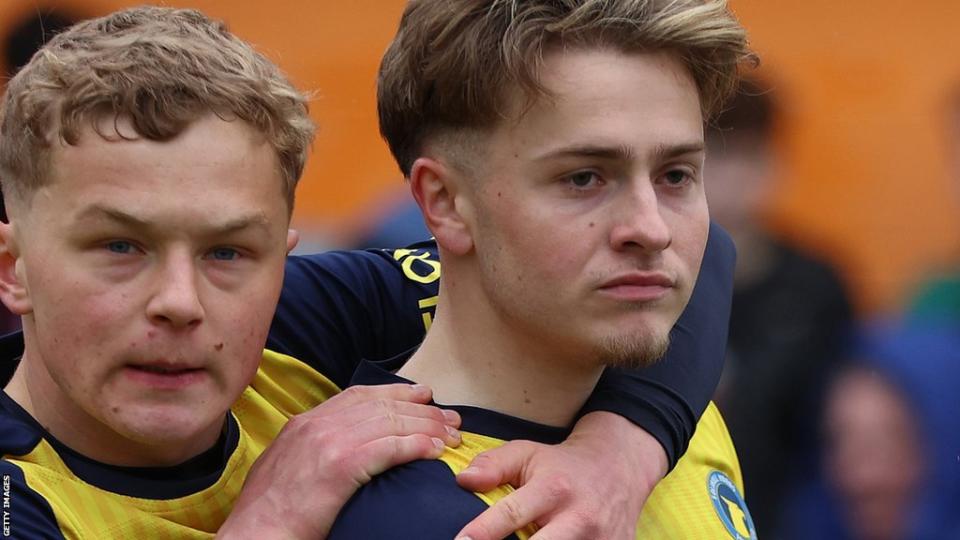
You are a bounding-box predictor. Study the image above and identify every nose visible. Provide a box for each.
[145,251,204,328]
[608,180,672,253]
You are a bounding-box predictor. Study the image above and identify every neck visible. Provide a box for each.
[398,273,603,428]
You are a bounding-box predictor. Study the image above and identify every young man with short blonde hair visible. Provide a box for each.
[330,1,757,538]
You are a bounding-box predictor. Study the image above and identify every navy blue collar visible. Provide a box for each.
[351,359,572,445]
[0,390,238,500]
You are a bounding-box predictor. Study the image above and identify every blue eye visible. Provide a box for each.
[106,241,135,254]
[209,247,240,261]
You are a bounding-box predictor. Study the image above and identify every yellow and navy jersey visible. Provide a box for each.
[0,349,340,539]
[329,361,756,540]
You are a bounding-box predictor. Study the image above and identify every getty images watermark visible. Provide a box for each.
[2,474,10,536]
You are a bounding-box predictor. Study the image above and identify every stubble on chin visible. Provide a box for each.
[595,331,671,369]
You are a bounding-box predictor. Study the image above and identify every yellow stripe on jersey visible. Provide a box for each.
[436,402,754,540]
[436,432,539,539]
[3,350,340,539]
[637,402,756,539]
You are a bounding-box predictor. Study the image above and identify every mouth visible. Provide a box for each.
[124,362,207,389]
[597,272,675,302]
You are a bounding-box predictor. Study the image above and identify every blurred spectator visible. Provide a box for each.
[910,85,960,320]
[352,187,429,249]
[781,322,960,540]
[708,79,854,536]
[0,8,80,335]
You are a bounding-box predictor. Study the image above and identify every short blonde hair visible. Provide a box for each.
[378,0,754,175]
[0,6,314,210]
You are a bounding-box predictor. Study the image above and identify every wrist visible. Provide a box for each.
[217,512,294,540]
[574,411,668,493]
[218,494,329,540]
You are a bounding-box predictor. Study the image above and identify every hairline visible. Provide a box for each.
[418,45,705,181]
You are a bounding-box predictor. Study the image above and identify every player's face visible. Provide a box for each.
[10,115,294,465]
[466,49,708,366]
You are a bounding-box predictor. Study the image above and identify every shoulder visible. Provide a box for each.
[245,349,342,416]
[0,459,67,539]
[637,403,757,540]
[684,403,742,484]
[329,459,517,540]
[0,396,42,457]
[269,242,442,383]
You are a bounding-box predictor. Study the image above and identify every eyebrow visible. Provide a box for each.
[653,142,705,161]
[535,142,704,163]
[534,144,636,162]
[74,204,272,235]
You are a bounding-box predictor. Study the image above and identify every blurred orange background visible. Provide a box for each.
[2,0,959,313]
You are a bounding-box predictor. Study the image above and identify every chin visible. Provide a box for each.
[594,328,671,369]
[116,404,224,446]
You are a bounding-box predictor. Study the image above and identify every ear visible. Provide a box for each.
[409,157,474,256]
[285,228,300,254]
[0,221,31,315]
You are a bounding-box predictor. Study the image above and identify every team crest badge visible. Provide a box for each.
[707,470,756,540]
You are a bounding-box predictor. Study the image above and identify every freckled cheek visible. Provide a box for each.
[222,309,272,355]
[36,288,133,350]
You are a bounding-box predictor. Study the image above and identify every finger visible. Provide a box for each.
[455,481,567,540]
[337,399,461,429]
[456,440,539,492]
[526,515,606,540]
[319,383,434,414]
[345,411,462,447]
[347,434,446,481]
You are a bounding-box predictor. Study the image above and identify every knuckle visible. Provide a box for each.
[471,452,495,465]
[462,521,496,540]
[340,385,364,399]
[320,440,350,465]
[280,413,310,436]
[283,412,333,440]
[499,496,526,526]
[389,435,405,458]
[542,475,573,502]
[427,405,447,422]
[332,447,367,480]
[384,410,402,430]
[570,509,601,530]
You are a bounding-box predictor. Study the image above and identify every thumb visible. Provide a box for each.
[456,440,539,492]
